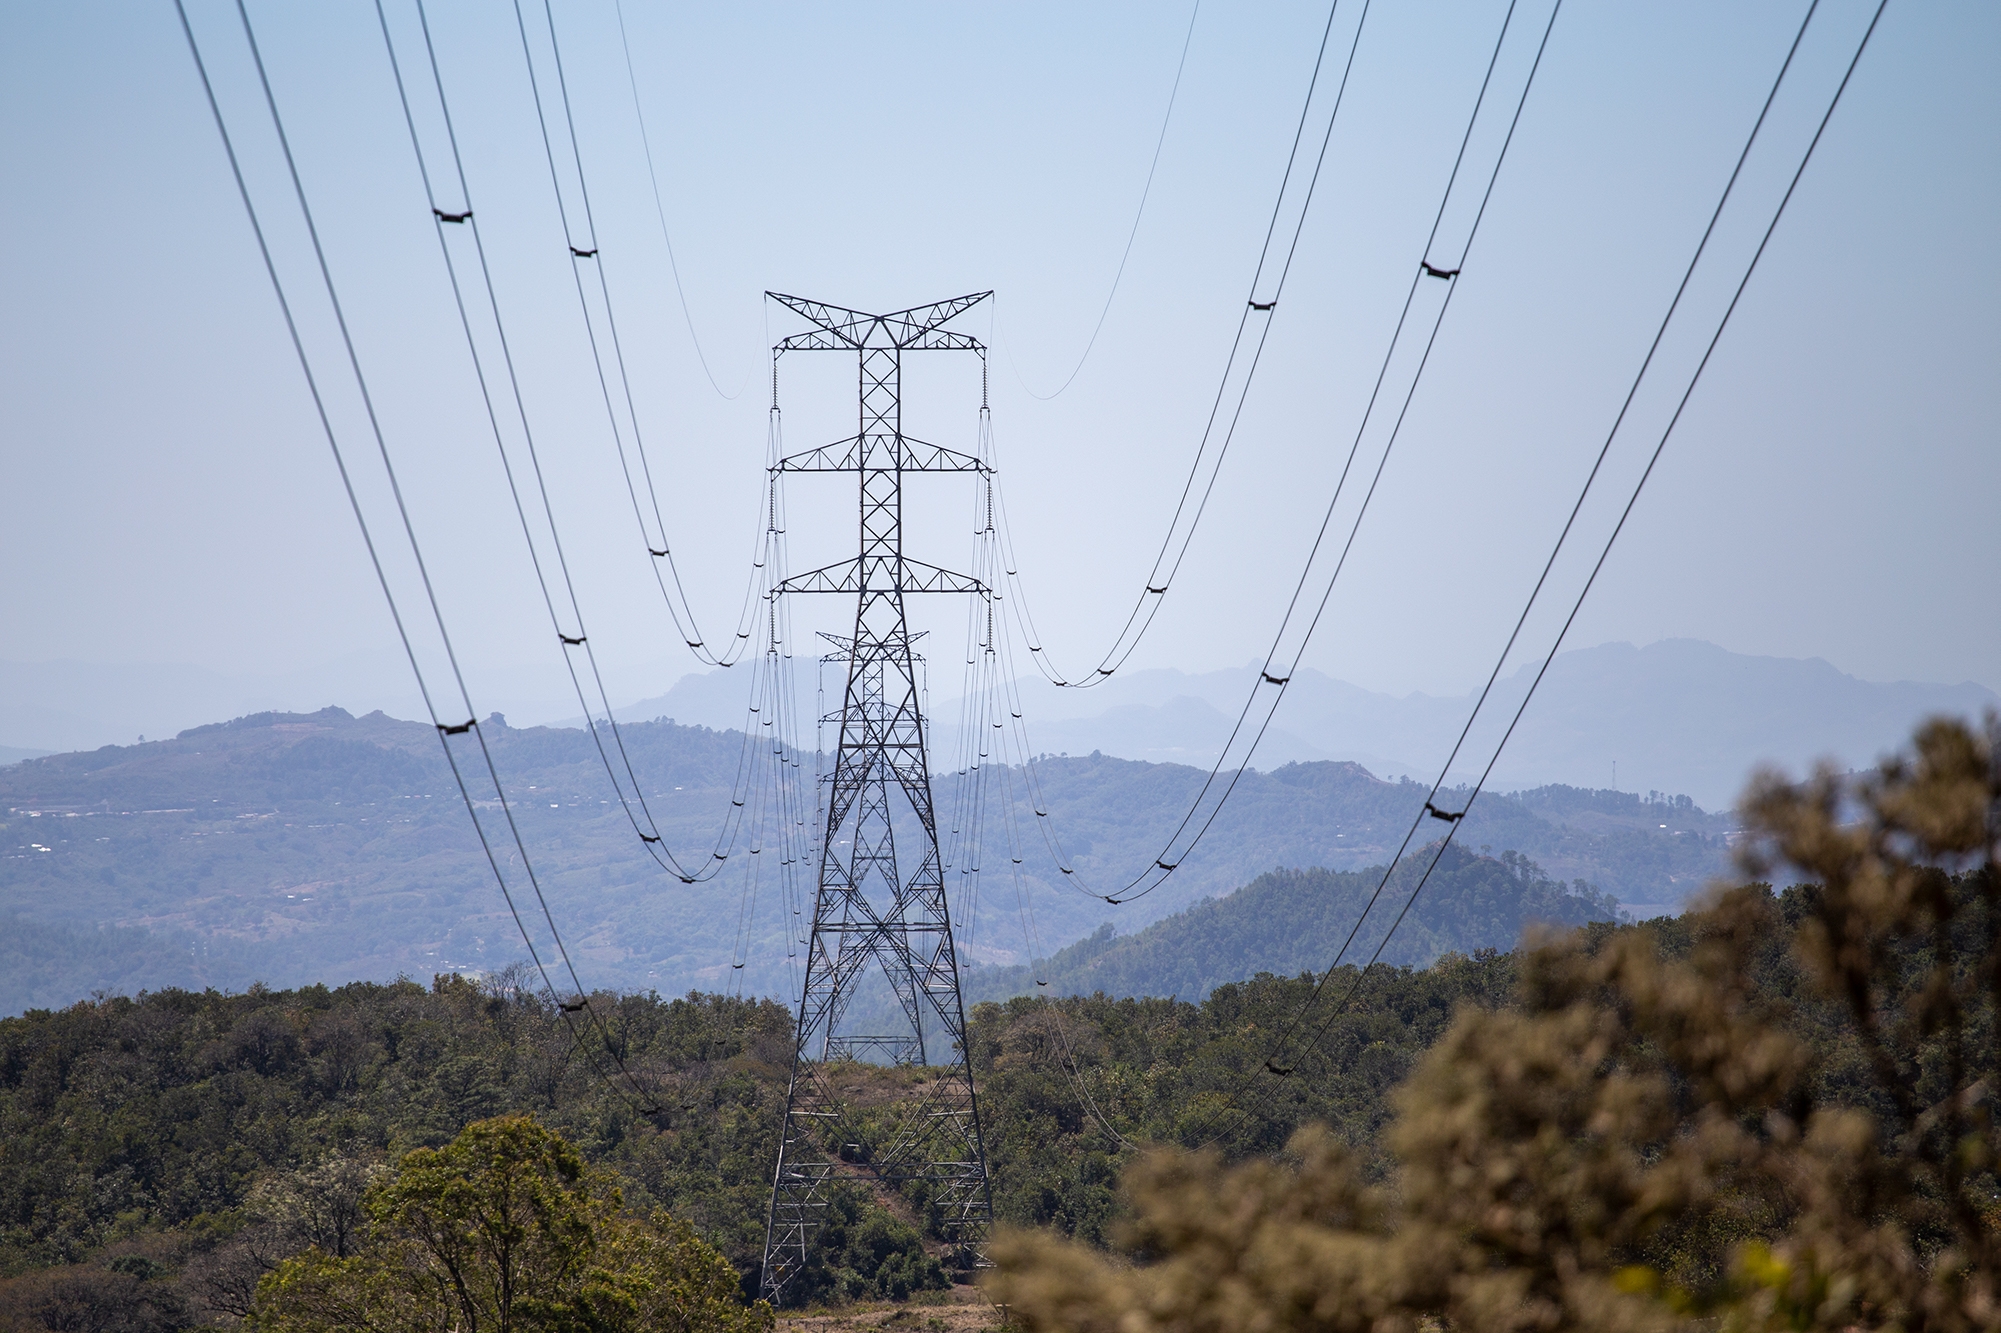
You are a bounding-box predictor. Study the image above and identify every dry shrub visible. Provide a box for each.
[989,716,2001,1333]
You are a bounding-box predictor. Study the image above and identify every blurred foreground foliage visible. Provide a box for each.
[989,716,2001,1333]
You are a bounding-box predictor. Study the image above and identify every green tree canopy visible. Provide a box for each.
[250,1114,771,1333]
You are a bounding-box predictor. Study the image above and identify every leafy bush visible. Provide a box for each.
[249,1115,771,1333]
[786,1186,947,1306]
[988,716,2001,1333]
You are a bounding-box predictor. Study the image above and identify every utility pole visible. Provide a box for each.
[759,292,995,1302]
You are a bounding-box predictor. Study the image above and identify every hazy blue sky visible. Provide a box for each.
[2,0,1995,745]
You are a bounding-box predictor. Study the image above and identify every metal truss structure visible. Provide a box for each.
[759,292,996,1302]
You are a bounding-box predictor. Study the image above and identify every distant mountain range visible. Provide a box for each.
[599,640,1998,810]
[0,705,1730,1015]
[0,655,623,756]
[11,641,1991,814]
[2,638,1988,1016]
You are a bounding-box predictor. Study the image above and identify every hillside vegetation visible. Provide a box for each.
[1,707,1726,1013]
[0,950,1528,1295]
[965,845,1619,1003]
[2,861,1977,1327]
[990,716,2001,1333]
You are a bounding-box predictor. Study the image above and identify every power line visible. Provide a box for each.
[608,0,752,401]
[989,0,1556,907]
[1012,0,1374,691]
[1198,0,1885,1150]
[173,0,660,1114]
[1084,0,1557,904]
[996,0,1201,402]
[374,0,778,887]
[940,462,1139,1152]
[508,0,768,670]
[374,0,744,880]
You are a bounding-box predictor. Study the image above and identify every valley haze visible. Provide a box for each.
[2,638,1991,1018]
[579,638,1995,811]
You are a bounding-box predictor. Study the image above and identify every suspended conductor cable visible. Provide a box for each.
[995,0,1553,905]
[1085,0,1550,904]
[175,0,658,1113]
[509,0,766,667]
[1013,0,1373,690]
[987,647,1139,1150]
[379,0,753,886]
[999,0,1200,401]
[1200,0,1878,1148]
[610,0,751,400]
[944,562,1135,1149]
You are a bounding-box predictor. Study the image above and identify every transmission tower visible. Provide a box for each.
[759,292,996,1301]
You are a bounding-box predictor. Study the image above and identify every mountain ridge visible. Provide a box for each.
[602,640,1997,809]
[961,844,1620,1005]
[0,705,1730,1014]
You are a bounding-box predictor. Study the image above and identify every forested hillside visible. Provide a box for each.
[963,845,1620,1003]
[0,953,1525,1317]
[0,706,1728,1014]
[0,875,1971,1324]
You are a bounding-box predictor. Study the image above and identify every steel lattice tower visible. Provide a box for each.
[760,292,996,1301]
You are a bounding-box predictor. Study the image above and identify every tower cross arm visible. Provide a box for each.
[768,291,991,350]
[900,330,984,353]
[879,292,990,340]
[768,294,873,347]
[777,434,987,474]
[775,328,861,353]
[898,560,988,595]
[776,558,987,597]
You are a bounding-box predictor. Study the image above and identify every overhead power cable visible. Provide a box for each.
[508,0,768,669]
[609,0,752,401]
[988,0,1556,907]
[1011,0,1375,690]
[998,0,1201,402]
[1196,0,1885,1150]
[173,0,661,1114]
[938,459,1140,1152]
[372,0,771,888]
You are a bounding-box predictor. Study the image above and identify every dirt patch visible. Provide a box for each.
[777,1284,1007,1333]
